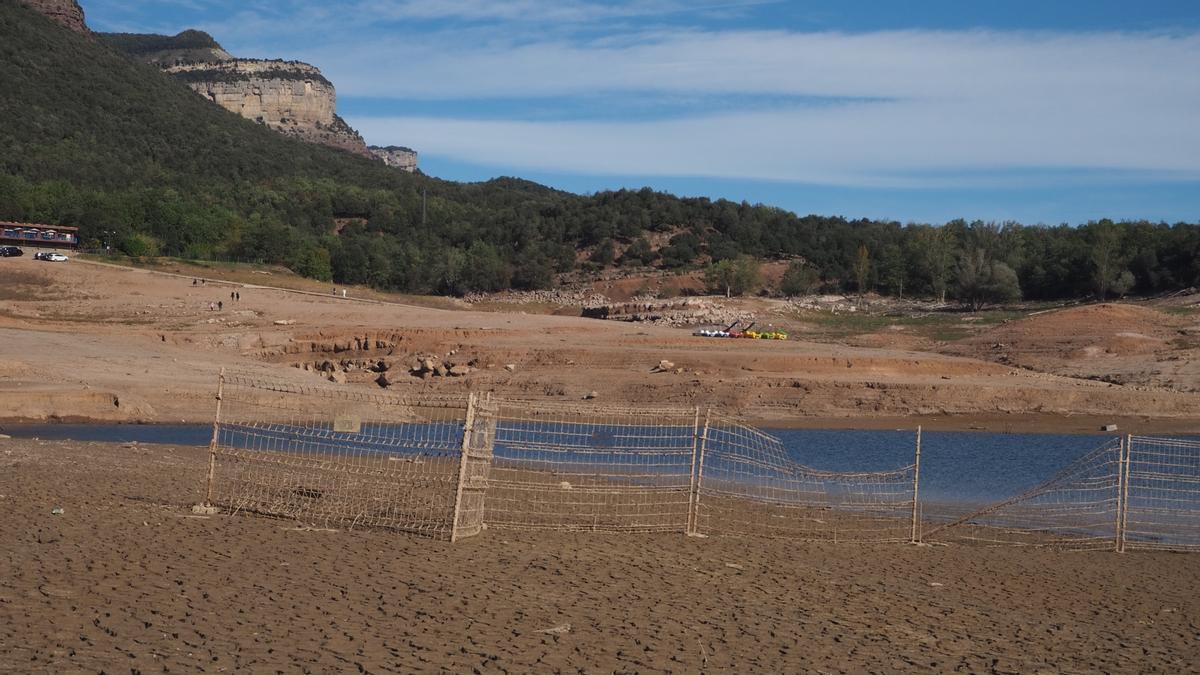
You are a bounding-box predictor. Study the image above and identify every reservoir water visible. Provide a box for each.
[6,423,1134,509]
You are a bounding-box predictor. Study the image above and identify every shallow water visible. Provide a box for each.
[7,423,1131,507]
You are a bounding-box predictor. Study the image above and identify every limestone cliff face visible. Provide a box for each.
[166,59,370,156]
[103,31,371,157]
[369,146,419,173]
[19,0,88,34]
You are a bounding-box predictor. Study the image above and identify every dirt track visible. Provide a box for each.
[2,439,1198,673]
[0,256,1198,433]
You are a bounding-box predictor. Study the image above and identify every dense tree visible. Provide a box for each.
[705,257,760,297]
[955,249,1022,310]
[779,260,820,297]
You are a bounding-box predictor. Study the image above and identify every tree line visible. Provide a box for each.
[2,2,1198,305]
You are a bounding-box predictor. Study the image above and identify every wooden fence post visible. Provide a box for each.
[686,406,701,535]
[204,367,225,506]
[1118,434,1133,553]
[450,392,477,543]
[688,409,712,537]
[910,426,922,544]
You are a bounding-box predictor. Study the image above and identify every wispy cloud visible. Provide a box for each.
[82,0,1200,190]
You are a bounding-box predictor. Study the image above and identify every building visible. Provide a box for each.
[0,222,79,249]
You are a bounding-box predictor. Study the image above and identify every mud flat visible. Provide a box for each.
[1,438,1198,672]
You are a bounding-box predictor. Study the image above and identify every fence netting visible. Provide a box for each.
[209,374,468,539]
[1124,436,1200,551]
[485,401,698,532]
[695,414,916,542]
[203,373,1200,552]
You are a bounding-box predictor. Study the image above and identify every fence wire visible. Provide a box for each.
[1124,436,1200,551]
[695,414,916,543]
[209,374,468,538]
[484,401,699,532]
[202,373,1200,552]
[924,438,1123,550]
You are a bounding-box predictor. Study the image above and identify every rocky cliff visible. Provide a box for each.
[369,146,419,172]
[18,0,88,34]
[101,31,371,157]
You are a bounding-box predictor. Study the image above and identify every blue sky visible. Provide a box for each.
[84,1,1200,224]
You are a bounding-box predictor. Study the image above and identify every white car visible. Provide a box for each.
[37,252,69,262]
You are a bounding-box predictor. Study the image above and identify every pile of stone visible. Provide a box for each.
[583,298,752,328]
[404,355,472,382]
[461,289,611,307]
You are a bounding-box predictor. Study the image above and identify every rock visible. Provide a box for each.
[108,31,372,157]
[433,364,447,377]
[651,359,675,373]
[583,391,598,400]
[1101,424,1119,432]
[421,358,437,372]
[448,364,471,377]
[369,146,419,172]
[273,319,296,326]
[18,0,89,34]
[327,371,346,384]
[373,360,389,372]
[51,507,64,515]
[504,364,517,372]
[191,504,219,515]
[375,372,394,388]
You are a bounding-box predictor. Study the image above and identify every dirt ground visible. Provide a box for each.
[1,439,1197,673]
[0,255,1198,434]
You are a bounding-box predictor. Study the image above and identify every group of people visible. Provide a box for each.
[194,277,243,311]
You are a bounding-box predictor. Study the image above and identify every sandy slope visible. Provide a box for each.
[1,439,1198,672]
[0,256,1197,433]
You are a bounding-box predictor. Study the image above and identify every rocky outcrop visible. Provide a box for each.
[18,0,88,34]
[369,146,419,173]
[101,31,371,157]
[169,59,370,156]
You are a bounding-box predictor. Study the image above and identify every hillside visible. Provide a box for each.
[1,1,1198,300]
[98,29,370,156]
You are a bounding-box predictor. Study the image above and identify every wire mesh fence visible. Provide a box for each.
[695,414,917,543]
[201,372,1200,552]
[484,401,699,532]
[208,373,469,539]
[1123,436,1200,551]
[924,438,1125,550]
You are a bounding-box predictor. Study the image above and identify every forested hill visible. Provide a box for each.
[1,2,1197,301]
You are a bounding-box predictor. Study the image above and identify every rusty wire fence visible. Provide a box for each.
[202,373,1200,552]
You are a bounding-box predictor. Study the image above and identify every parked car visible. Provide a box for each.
[0,246,23,257]
[42,252,69,262]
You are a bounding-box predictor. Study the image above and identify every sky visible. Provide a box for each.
[82,0,1200,224]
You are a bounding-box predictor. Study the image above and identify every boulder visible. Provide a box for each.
[651,359,675,373]
[327,371,346,384]
[375,372,394,388]
[448,365,471,377]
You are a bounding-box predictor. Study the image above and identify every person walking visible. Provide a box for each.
[218,300,223,311]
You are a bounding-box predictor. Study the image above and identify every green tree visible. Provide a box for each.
[853,243,871,296]
[705,256,760,297]
[955,249,1022,310]
[779,260,819,296]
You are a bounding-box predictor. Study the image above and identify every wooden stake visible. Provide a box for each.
[910,425,922,544]
[205,367,225,506]
[686,406,701,535]
[450,392,477,543]
[1118,434,1133,553]
[689,409,711,536]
